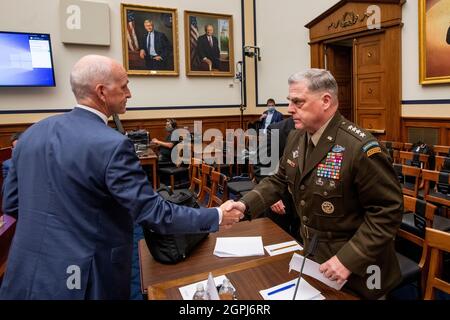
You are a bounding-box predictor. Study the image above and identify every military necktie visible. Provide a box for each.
[303,134,314,172]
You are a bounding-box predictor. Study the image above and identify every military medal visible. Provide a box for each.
[329,180,336,189]
[316,148,343,180]
[321,201,335,214]
[293,150,299,159]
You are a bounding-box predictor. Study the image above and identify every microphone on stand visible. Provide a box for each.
[292,233,319,300]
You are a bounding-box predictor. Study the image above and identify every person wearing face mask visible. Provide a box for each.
[259,98,283,134]
[152,118,179,164]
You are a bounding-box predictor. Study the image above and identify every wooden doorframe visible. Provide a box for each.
[306,0,404,141]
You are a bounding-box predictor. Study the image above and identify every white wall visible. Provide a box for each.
[0,0,243,112]
[255,0,450,116]
[401,0,450,117]
[254,0,338,107]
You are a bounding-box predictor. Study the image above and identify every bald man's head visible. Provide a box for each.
[70,55,120,100]
[70,55,131,117]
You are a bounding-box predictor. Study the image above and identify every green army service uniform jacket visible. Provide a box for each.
[240,112,403,299]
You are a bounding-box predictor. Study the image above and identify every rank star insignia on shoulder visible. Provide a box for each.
[344,124,367,140]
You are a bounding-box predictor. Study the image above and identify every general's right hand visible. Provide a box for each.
[219,200,245,229]
[270,200,286,215]
[139,50,146,59]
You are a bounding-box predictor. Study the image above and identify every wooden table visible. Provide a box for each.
[138,218,357,300]
[0,214,16,279]
[138,147,158,188]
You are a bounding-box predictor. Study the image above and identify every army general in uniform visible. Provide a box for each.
[237,69,403,299]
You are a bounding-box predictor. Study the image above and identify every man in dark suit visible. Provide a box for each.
[250,99,284,134]
[0,55,243,300]
[196,24,221,70]
[2,132,21,180]
[253,117,300,240]
[139,20,171,70]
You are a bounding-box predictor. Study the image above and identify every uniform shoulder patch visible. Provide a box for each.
[362,140,382,157]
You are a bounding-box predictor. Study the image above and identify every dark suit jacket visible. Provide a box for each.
[254,117,295,181]
[2,158,11,180]
[262,110,284,126]
[197,34,220,69]
[139,30,170,63]
[0,108,218,299]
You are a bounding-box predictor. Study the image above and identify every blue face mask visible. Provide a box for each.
[268,106,275,112]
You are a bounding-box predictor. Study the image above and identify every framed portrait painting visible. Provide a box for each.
[419,0,450,84]
[121,3,179,76]
[184,10,234,77]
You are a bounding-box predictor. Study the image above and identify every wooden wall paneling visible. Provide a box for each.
[0,115,262,149]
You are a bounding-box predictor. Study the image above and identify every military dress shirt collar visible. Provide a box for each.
[309,116,333,146]
[75,104,108,125]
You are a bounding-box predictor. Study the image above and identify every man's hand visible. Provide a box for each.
[319,255,351,285]
[153,55,162,61]
[270,200,286,215]
[259,113,267,121]
[219,200,245,228]
[139,49,146,59]
[151,138,160,144]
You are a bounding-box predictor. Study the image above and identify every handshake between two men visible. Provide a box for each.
[218,200,247,229]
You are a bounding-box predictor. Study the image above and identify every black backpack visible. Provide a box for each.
[410,141,435,169]
[142,187,209,264]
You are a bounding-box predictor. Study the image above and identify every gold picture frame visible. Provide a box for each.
[121,3,179,76]
[419,0,450,84]
[184,10,234,77]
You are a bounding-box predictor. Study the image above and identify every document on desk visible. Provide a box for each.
[213,236,265,257]
[260,279,324,300]
[289,253,346,290]
[264,240,302,256]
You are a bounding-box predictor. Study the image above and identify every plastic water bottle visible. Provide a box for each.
[218,279,235,300]
[192,283,209,300]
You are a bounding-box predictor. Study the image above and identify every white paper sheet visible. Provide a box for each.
[288,253,346,290]
[179,275,236,300]
[213,236,265,257]
[264,240,302,256]
[259,279,322,300]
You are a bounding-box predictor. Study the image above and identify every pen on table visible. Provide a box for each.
[270,243,299,252]
[267,283,296,296]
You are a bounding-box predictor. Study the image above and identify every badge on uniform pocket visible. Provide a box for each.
[321,201,335,214]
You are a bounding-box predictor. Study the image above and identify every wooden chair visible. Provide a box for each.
[421,169,450,208]
[393,163,422,198]
[188,158,203,198]
[197,163,214,207]
[394,195,436,298]
[158,143,190,193]
[404,143,413,152]
[207,170,228,207]
[434,155,450,171]
[433,145,450,157]
[421,169,450,225]
[380,141,403,163]
[423,227,450,299]
[400,151,430,169]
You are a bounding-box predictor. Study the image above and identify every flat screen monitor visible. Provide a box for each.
[0,31,56,87]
